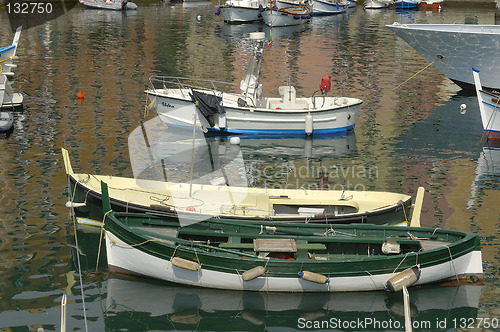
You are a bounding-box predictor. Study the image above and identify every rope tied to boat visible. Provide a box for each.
[95,209,113,275]
[446,245,460,285]
[393,56,443,91]
[392,252,412,273]
[400,200,408,223]
[323,226,336,237]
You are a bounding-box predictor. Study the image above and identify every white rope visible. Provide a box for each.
[392,252,411,273]
[67,177,89,332]
[447,245,460,284]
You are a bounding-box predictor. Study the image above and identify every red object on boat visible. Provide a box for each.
[319,75,331,93]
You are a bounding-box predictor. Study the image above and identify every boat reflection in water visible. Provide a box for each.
[104,275,481,331]
[128,116,357,187]
[468,141,500,209]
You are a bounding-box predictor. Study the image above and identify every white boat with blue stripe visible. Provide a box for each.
[145,33,362,136]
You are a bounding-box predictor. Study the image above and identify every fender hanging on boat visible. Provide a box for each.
[305,113,313,135]
[242,266,266,281]
[298,271,329,284]
[384,266,421,292]
[172,257,201,271]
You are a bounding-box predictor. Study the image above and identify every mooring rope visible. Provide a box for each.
[400,200,408,223]
[392,252,411,273]
[393,57,441,90]
[447,245,460,285]
[68,176,89,332]
[95,210,113,276]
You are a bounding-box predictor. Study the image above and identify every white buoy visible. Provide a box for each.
[218,113,226,129]
[230,136,240,145]
[197,15,202,21]
[460,103,467,114]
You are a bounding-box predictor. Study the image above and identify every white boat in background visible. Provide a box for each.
[145,32,361,136]
[215,0,265,23]
[311,0,348,15]
[473,68,500,141]
[0,26,21,78]
[364,0,391,8]
[79,0,137,10]
[261,4,312,26]
[387,23,500,90]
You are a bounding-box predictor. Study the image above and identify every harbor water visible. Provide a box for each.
[0,2,499,331]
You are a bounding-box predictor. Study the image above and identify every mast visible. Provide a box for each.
[239,32,266,100]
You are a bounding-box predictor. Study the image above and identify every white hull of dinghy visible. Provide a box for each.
[105,231,484,292]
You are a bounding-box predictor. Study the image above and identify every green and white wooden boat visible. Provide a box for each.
[101,182,483,292]
[62,148,413,226]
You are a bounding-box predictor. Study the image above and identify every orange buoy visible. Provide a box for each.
[186,206,196,212]
[77,90,84,99]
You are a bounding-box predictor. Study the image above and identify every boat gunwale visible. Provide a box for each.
[146,88,363,114]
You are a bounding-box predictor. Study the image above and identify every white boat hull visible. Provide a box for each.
[105,231,483,292]
[218,0,264,22]
[261,9,311,27]
[311,0,347,15]
[364,0,391,8]
[473,68,500,140]
[221,6,262,22]
[387,23,500,89]
[148,89,361,135]
[78,0,135,10]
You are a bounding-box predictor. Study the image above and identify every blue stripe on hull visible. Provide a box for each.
[165,123,356,136]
